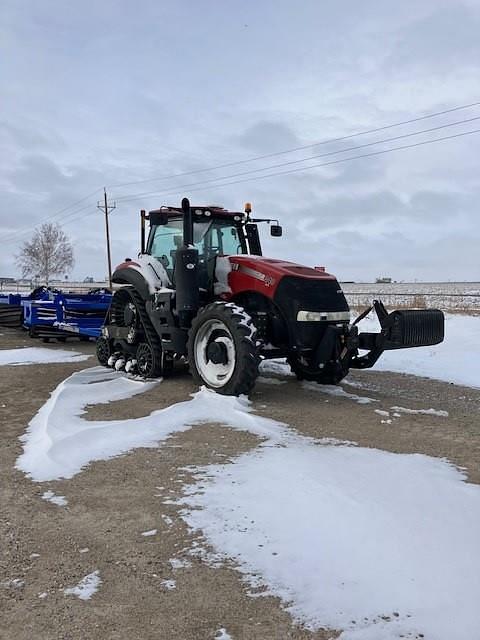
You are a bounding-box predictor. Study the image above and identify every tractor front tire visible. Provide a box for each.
[188,302,260,396]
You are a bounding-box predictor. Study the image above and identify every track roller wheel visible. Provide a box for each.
[136,342,163,378]
[187,302,260,395]
[111,288,141,344]
[96,336,112,366]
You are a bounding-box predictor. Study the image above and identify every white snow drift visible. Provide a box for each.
[16,367,290,482]
[16,366,480,639]
[356,312,479,388]
[0,347,90,366]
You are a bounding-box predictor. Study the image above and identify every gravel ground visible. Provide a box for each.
[1,328,479,640]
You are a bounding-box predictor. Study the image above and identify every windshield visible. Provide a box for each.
[148,218,245,278]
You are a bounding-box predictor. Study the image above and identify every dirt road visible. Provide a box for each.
[1,328,479,640]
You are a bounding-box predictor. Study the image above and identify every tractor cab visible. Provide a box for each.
[146,208,248,288]
[143,204,281,293]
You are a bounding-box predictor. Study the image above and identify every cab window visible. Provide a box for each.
[148,218,245,279]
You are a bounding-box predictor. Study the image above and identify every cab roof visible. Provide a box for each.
[148,205,246,220]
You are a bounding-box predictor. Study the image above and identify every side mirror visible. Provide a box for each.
[149,210,169,226]
[270,224,283,237]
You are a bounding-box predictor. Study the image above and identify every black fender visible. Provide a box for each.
[112,267,151,301]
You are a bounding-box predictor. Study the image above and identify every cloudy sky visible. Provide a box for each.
[1,0,479,282]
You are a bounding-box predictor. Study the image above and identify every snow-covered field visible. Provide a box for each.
[355,312,479,388]
[0,347,90,366]
[15,366,480,639]
[342,281,480,312]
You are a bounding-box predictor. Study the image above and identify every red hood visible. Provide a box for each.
[229,255,336,281]
[222,254,337,300]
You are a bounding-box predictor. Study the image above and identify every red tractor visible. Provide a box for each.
[96,198,444,395]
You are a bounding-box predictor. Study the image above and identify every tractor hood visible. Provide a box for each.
[226,254,336,294]
[214,254,340,301]
[232,255,336,281]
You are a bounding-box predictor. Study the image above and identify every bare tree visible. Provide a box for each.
[16,223,74,285]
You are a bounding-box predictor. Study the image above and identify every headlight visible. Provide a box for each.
[297,310,350,322]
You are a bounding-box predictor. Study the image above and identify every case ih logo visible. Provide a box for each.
[239,265,276,287]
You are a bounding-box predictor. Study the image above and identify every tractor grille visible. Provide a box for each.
[274,276,349,349]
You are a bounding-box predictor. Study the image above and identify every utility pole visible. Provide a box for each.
[97,188,116,288]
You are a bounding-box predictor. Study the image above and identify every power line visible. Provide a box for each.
[1,200,99,247]
[0,187,103,246]
[3,101,480,249]
[114,116,480,204]
[108,100,480,190]
[115,127,480,205]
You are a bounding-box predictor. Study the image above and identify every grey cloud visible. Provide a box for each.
[234,121,301,154]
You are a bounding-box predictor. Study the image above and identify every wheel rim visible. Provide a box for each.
[96,337,110,365]
[137,343,153,375]
[194,319,236,388]
[112,291,139,344]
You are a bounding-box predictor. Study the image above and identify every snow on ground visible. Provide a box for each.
[41,490,67,506]
[169,558,192,570]
[257,375,287,385]
[214,629,233,640]
[261,314,480,389]
[1,578,25,590]
[179,443,480,640]
[16,365,480,638]
[16,367,291,481]
[141,529,157,537]
[356,312,480,388]
[259,359,293,377]
[64,571,101,600]
[391,405,449,417]
[0,347,90,366]
[160,579,176,590]
[303,381,377,404]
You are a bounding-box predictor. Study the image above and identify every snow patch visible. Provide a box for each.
[141,529,157,537]
[259,358,294,378]
[42,490,67,506]
[160,579,176,590]
[169,557,192,570]
[64,571,101,600]
[1,578,25,589]
[0,347,89,366]
[303,381,378,404]
[215,629,233,640]
[179,442,480,640]
[356,312,480,388]
[257,376,287,385]
[391,405,449,417]
[16,368,289,482]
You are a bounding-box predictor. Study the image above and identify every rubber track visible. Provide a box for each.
[127,288,163,359]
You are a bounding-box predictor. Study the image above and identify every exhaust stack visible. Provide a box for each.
[174,197,199,327]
